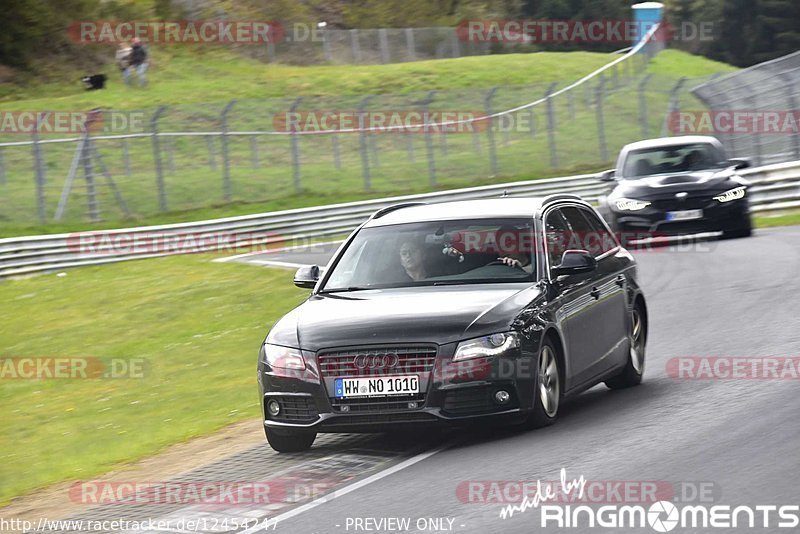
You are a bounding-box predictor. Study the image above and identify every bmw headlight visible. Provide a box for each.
[614,198,651,211]
[453,332,520,362]
[713,186,746,203]
[263,343,306,370]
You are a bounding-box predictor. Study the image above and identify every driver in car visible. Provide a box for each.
[495,226,534,273]
[398,239,428,281]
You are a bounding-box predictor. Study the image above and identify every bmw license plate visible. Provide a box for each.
[666,209,703,221]
[335,376,419,398]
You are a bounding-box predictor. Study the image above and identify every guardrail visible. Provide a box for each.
[1,161,799,279]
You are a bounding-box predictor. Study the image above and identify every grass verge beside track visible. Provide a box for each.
[0,254,306,505]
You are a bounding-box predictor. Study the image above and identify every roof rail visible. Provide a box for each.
[370,202,427,219]
[541,193,584,205]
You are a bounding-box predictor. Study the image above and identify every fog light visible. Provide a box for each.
[494,390,511,405]
[340,405,350,413]
[267,399,281,417]
[408,401,418,409]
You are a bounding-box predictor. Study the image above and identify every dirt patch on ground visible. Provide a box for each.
[0,418,265,533]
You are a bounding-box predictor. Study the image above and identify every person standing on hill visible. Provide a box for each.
[116,42,132,84]
[127,37,149,86]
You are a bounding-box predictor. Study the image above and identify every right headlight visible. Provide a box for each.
[713,186,746,203]
[614,198,651,211]
[262,343,306,370]
[453,332,520,362]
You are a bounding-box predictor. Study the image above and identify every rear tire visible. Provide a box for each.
[526,338,561,428]
[265,427,316,452]
[606,303,646,389]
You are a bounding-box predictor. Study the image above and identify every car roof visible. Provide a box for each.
[364,196,585,227]
[622,135,721,151]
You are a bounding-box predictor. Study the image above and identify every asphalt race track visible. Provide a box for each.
[60,226,800,534]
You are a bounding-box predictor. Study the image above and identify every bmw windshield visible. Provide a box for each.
[320,219,537,292]
[622,143,728,178]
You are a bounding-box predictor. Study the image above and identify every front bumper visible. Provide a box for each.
[258,343,536,433]
[609,197,750,238]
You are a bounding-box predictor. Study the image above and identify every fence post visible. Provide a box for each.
[595,76,609,163]
[288,97,302,192]
[405,28,416,61]
[780,72,800,160]
[660,77,686,136]
[250,136,260,168]
[379,29,390,64]
[81,129,100,222]
[484,87,499,176]
[424,90,437,186]
[638,74,652,138]
[747,94,763,166]
[545,82,559,169]
[350,29,361,62]
[357,96,372,191]
[121,138,131,176]
[32,113,47,223]
[220,100,237,200]
[150,106,168,212]
[0,147,5,185]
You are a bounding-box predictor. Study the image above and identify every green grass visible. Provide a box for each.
[754,211,800,228]
[0,255,306,504]
[0,50,735,236]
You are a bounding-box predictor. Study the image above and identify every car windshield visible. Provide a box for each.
[320,218,537,291]
[622,143,728,178]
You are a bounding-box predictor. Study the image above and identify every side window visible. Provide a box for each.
[579,208,618,255]
[559,206,616,258]
[544,209,570,273]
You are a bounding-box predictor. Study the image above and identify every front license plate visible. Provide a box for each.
[334,376,419,398]
[666,209,703,221]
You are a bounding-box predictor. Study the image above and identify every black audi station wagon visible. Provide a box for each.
[258,196,648,452]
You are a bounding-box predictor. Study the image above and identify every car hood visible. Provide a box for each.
[613,168,744,200]
[267,284,541,351]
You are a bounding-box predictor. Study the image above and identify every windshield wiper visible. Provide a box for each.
[318,286,372,294]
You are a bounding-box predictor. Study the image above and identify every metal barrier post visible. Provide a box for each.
[484,87,499,176]
[221,100,237,200]
[545,82,559,169]
[151,106,168,211]
[32,113,47,223]
[638,74,652,138]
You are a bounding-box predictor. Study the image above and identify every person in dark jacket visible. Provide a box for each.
[126,37,149,86]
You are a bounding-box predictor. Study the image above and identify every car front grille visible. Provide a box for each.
[649,195,714,211]
[317,346,437,377]
[331,393,427,413]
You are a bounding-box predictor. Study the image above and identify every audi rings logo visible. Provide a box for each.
[354,353,400,370]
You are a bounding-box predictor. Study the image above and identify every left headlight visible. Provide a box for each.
[713,186,746,203]
[453,332,520,362]
[614,198,651,211]
[263,343,306,370]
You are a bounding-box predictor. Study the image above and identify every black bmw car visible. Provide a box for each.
[598,135,753,244]
[258,196,647,452]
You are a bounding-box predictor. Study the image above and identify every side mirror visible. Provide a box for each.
[552,250,597,278]
[598,169,617,182]
[729,158,751,170]
[294,265,320,289]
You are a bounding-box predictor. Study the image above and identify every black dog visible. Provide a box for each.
[82,74,107,90]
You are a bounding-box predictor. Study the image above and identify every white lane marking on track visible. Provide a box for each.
[247,260,309,269]
[239,441,455,533]
[213,240,342,263]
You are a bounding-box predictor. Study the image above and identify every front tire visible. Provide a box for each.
[526,338,561,428]
[606,303,646,389]
[721,214,752,239]
[265,427,316,452]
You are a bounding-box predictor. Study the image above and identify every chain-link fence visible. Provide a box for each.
[691,51,800,167]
